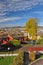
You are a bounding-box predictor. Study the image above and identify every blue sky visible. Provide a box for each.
[0,0,43,28]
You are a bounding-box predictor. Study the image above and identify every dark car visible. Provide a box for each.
[0,43,15,52]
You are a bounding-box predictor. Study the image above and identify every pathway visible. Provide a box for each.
[0,53,19,56]
[29,59,43,65]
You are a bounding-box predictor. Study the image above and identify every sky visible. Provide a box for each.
[0,0,43,28]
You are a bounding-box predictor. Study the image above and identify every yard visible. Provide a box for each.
[0,56,14,65]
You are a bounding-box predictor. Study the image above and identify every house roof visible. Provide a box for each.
[24,46,43,52]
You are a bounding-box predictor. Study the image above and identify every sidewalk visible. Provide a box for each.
[0,53,19,56]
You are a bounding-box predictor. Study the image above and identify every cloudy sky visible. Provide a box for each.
[0,0,43,28]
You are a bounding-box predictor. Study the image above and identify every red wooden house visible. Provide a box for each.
[0,35,13,45]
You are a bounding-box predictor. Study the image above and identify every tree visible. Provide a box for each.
[25,18,38,40]
[8,39,21,47]
[37,38,43,45]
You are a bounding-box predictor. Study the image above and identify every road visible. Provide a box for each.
[30,59,43,65]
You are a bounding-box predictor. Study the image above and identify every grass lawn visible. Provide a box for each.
[0,56,14,65]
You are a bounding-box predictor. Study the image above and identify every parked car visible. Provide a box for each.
[0,43,15,52]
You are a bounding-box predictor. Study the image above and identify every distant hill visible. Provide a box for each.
[0,26,43,30]
[39,26,43,28]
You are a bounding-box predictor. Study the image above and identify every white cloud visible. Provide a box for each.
[0,13,6,16]
[0,16,23,22]
[0,0,43,23]
[0,0,43,12]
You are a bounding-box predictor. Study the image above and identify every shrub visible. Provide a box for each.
[29,51,35,61]
[37,38,43,45]
[8,39,21,47]
[11,49,24,65]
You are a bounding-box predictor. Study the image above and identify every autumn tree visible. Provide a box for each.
[25,18,38,41]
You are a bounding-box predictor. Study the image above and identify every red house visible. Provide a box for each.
[1,35,13,45]
[3,40,8,44]
[7,35,13,41]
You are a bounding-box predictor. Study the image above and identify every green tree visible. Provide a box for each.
[25,18,38,40]
[8,39,21,47]
[37,38,43,45]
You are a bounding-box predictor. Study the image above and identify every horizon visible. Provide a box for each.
[0,25,43,29]
[0,0,43,28]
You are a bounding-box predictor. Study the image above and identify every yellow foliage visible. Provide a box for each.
[25,18,38,39]
[29,51,35,61]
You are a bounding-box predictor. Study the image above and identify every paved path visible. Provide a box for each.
[0,54,19,56]
[29,59,43,65]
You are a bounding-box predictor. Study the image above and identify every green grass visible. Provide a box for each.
[0,56,14,65]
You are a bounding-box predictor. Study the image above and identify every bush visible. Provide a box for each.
[11,49,24,65]
[37,38,43,45]
[8,39,21,47]
[29,51,35,61]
